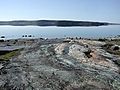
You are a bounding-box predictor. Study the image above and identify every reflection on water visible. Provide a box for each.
[0,25,120,39]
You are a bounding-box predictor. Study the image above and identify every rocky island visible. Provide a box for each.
[0,37,120,90]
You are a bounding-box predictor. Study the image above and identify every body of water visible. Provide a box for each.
[0,25,120,39]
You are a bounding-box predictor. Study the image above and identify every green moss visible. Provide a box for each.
[0,49,21,61]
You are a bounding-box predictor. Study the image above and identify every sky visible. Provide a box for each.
[0,0,120,23]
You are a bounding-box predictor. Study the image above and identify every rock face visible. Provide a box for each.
[0,39,120,90]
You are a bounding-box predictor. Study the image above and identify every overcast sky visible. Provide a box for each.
[0,0,120,23]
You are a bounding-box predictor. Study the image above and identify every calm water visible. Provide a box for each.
[0,25,120,39]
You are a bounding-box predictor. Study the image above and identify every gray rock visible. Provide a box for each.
[0,39,120,90]
[0,64,3,69]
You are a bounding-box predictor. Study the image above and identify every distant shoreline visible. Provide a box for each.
[0,20,117,27]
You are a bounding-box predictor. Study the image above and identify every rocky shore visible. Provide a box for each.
[0,38,120,90]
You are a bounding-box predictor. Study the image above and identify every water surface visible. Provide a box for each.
[0,25,120,39]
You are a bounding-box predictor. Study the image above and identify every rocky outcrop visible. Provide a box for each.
[68,44,89,62]
[0,39,120,90]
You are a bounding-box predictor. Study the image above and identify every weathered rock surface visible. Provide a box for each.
[0,39,120,90]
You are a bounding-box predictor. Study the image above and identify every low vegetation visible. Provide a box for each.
[97,38,120,56]
[0,49,21,61]
[105,39,120,45]
[102,43,120,55]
